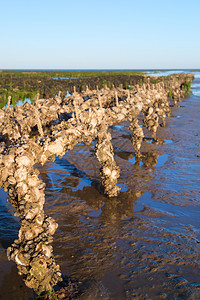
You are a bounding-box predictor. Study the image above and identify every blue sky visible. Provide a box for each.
[0,0,200,69]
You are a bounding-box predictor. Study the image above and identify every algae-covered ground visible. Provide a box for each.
[0,70,146,109]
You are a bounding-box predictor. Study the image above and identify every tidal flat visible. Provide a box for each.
[0,70,200,299]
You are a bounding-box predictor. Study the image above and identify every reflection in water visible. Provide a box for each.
[0,129,168,298]
[113,134,170,171]
[0,263,34,300]
[35,158,147,298]
[114,143,162,170]
[38,150,168,238]
[44,158,143,221]
[45,130,200,298]
[101,190,143,221]
[40,149,164,222]
[1,131,199,298]
[142,152,159,168]
[76,185,143,221]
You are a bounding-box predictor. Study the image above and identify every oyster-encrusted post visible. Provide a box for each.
[35,107,44,137]
[0,147,62,295]
[95,123,120,197]
[7,95,11,108]
[129,117,144,156]
[143,105,159,140]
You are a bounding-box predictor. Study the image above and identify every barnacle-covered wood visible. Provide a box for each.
[96,122,120,197]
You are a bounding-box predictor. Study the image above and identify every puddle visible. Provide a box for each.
[74,149,91,154]
[3,98,32,108]
[88,202,105,217]
[117,183,128,192]
[127,152,169,168]
[41,154,94,193]
[128,156,143,166]
[128,156,136,164]
[156,154,168,167]
[135,192,174,214]
[113,146,134,161]
[65,90,71,97]
[53,77,78,80]
[135,192,200,226]
[72,178,92,191]
[16,98,32,106]
[144,137,172,144]
[110,124,125,132]
[171,115,181,118]
[164,139,173,144]
[0,188,9,208]
[146,139,152,144]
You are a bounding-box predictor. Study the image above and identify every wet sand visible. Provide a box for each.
[0,75,200,299]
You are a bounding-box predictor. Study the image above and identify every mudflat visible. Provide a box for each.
[0,72,200,299]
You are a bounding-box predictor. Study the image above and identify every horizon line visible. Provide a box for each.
[1,68,200,71]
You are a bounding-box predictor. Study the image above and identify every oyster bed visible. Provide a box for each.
[1,72,200,299]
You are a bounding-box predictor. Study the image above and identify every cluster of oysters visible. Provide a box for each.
[0,73,194,294]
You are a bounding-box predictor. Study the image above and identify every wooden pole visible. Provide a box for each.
[115,91,119,106]
[7,95,11,108]
[98,94,102,108]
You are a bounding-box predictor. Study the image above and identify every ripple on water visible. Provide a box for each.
[192,90,200,97]
[88,202,105,217]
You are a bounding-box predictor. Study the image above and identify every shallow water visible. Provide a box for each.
[1,72,200,299]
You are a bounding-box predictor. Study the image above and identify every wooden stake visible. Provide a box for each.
[115,91,119,106]
[7,95,11,108]
[73,97,79,122]
[127,90,130,102]
[35,109,44,136]
[98,94,102,108]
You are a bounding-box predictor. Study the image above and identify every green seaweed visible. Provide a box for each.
[168,88,172,98]
[36,288,58,300]
[150,78,162,84]
[184,80,192,92]
[0,70,146,79]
